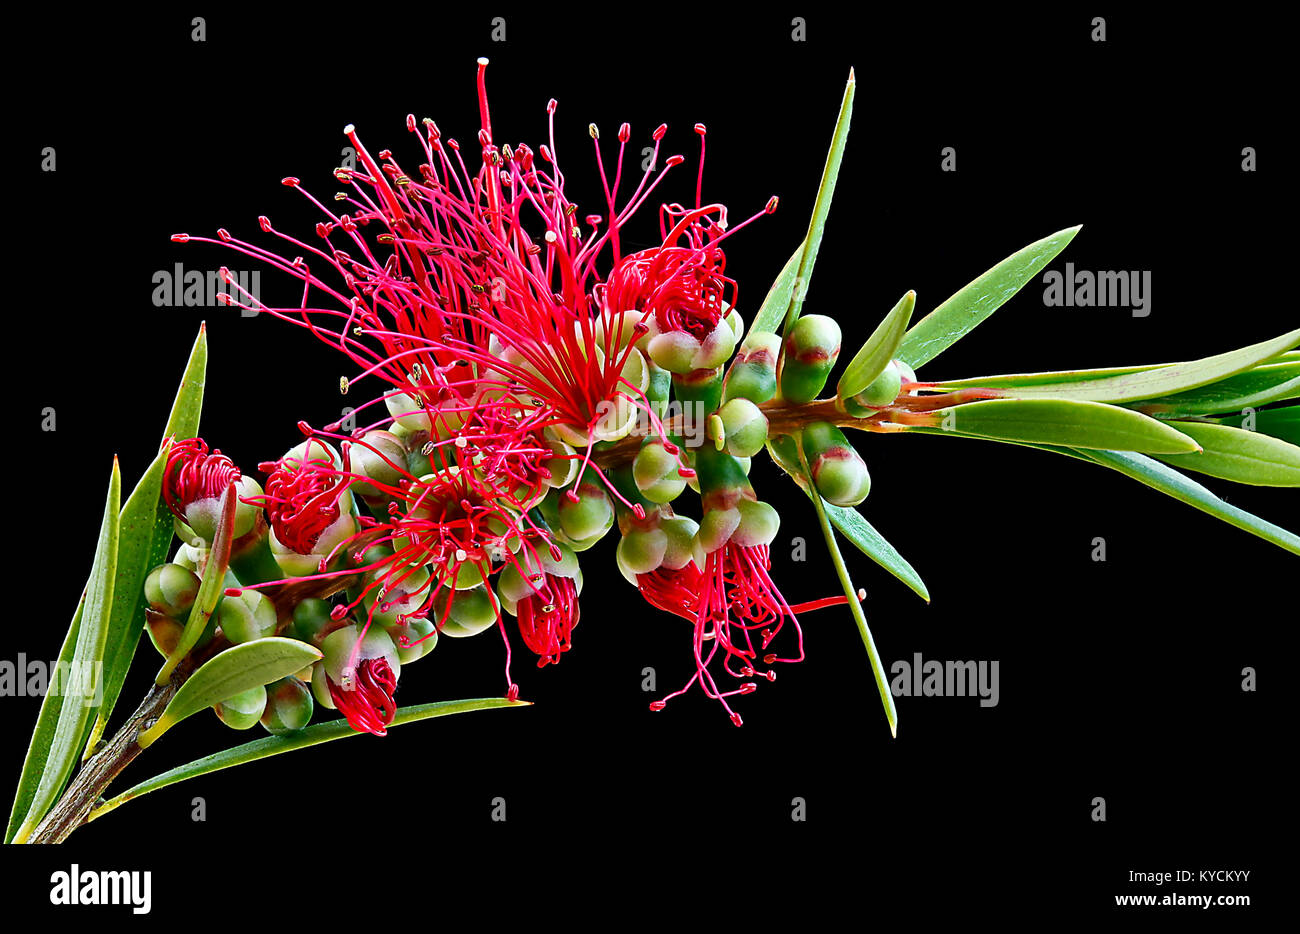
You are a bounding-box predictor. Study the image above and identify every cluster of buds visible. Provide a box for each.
[166,60,879,728]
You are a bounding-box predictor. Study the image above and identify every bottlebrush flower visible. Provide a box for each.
[162,438,263,543]
[317,623,402,736]
[251,438,359,576]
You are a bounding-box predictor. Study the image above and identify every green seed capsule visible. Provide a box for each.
[260,676,314,734]
[801,422,872,507]
[216,589,278,644]
[723,331,781,403]
[718,398,769,458]
[632,438,687,503]
[214,685,267,731]
[731,498,781,548]
[780,314,842,404]
[144,563,201,618]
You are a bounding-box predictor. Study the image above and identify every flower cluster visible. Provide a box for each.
[165,60,868,732]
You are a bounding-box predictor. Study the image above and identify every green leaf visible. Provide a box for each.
[85,443,173,756]
[6,602,84,843]
[790,437,897,736]
[837,290,917,400]
[162,323,208,442]
[896,225,1081,369]
[927,398,1200,454]
[139,637,322,749]
[1211,405,1299,445]
[156,483,236,685]
[822,502,930,602]
[1152,421,1300,487]
[91,698,527,823]
[783,68,855,334]
[11,459,121,844]
[1075,449,1300,556]
[1132,360,1300,417]
[747,242,806,339]
[928,327,1300,404]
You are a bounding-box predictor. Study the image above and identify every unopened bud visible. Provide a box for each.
[216,589,278,644]
[780,314,841,404]
[214,685,268,731]
[718,397,768,458]
[724,331,781,403]
[802,422,872,507]
[144,564,201,618]
[633,438,688,503]
[260,676,314,734]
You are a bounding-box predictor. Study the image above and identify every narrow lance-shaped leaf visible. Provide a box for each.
[837,290,916,399]
[138,638,322,749]
[156,482,236,685]
[896,225,1081,369]
[767,436,930,601]
[792,438,897,736]
[929,327,1300,404]
[1210,405,1300,446]
[747,241,807,339]
[1075,449,1300,557]
[919,398,1201,454]
[11,458,121,844]
[92,698,528,824]
[84,441,173,757]
[89,323,208,751]
[1152,421,1300,487]
[5,603,84,844]
[783,68,855,334]
[1131,361,1300,417]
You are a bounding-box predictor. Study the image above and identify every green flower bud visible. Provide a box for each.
[646,316,736,374]
[854,360,903,407]
[214,685,267,731]
[498,541,581,604]
[311,663,336,710]
[632,438,687,503]
[615,526,669,579]
[216,589,278,644]
[320,624,401,687]
[659,515,704,571]
[723,331,781,403]
[260,676,313,734]
[144,563,201,618]
[385,389,432,432]
[698,507,741,553]
[645,359,673,419]
[557,483,614,541]
[388,617,439,664]
[348,430,407,499]
[718,398,768,458]
[363,565,432,627]
[725,308,745,342]
[802,422,872,507]
[780,314,842,404]
[731,498,780,548]
[672,366,725,421]
[178,474,264,545]
[431,584,499,638]
[595,309,646,352]
[291,598,334,645]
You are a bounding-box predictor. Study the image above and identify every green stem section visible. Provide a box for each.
[794,439,898,737]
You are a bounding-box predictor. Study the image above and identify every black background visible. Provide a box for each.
[6,6,1290,923]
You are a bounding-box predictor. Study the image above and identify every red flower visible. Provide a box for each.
[162,438,240,520]
[328,656,398,736]
[514,573,580,667]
